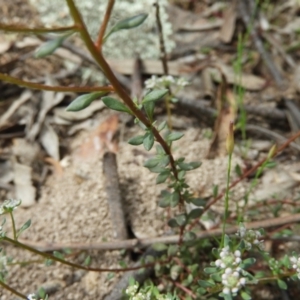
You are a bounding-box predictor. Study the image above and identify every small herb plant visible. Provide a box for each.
[0,1,300,299]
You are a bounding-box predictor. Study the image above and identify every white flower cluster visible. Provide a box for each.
[27,294,37,300]
[290,256,300,279]
[236,223,264,251]
[215,246,247,296]
[0,199,21,215]
[145,75,189,90]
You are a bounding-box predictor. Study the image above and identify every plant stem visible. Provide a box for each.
[154,1,173,130]
[65,0,181,192]
[95,0,115,49]
[0,23,78,33]
[0,280,27,299]
[3,236,163,272]
[9,212,17,241]
[0,73,114,93]
[221,152,232,247]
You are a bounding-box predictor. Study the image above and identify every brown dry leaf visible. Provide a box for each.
[219,0,237,43]
[167,4,222,31]
[77,114,119,161]
[208,64,266,91]
[207,88,236,159]
[44,157,63,176]
[13,162,36,207]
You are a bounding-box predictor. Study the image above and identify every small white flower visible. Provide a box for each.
[0,199,21,215]
[27,294,37,300]
[223,287,230,294]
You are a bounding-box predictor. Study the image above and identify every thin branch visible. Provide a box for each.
[0,280,27,299]
[4,236,165,272]
[95,0,115,49]
[188,129,300,231]
[65,0,180,191]
[0,73,114,93]
[17,213,300,252]
[154,1,169,75]
[0,23,78,33]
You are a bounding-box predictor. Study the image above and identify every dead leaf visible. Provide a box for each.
[44,157,63,176]
[77,114,119,161]
[219,0,237,43]
[39,120,60,161]
[27,76,65,141]
[0,90,32,129]
[12,138,40,166]
[13,162,36,207]
[208,64,266,91]
[54,101,105,122]
[207,88,236,159]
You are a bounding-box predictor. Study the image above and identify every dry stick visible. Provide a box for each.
[95,0,115,49]
[18,213,300,252]
[238,0,284,88]
[246,124,300,153]
[131,56,143,100]
[188,129,300,231]
[0,73,114,93]
[103,152,128,240]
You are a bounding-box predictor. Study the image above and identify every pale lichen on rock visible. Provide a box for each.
[29,0,176,59]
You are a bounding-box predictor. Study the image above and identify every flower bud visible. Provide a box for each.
[226,121,235,155]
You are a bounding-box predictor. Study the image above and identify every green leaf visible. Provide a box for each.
[178,161,202,171]
[144,157,161,168]
[213,185,218,198]
[157,121,167,132]
[158,190,171,208]
[156,170,170,184]
[188,208,203,220]
[143,132,155,151]
[198,280,215,288]
[190,198,207,207]
[155,145,165,155]
[160,155,170,167]
[166,132,184,142]
[174,214,187,226]
[152,243,168,251]
[148,165,166,173]
[167,245,178,256]
[168,218,179,228]
[53,251,64,259]
[142,89,168,103]
[102,97,132,113]
[204,267,218,274]
[277,279,287,290]
[143,101,155,121]
[128,135,145,145]
[66,92,104,111]
[178,170,186,180]
[183,231,197,241]
[105,14,148,40]
[17,219,31,238]
[240,258,256,269]
[84,255,91,266]
[170,192,180,207]
[235,163,242,176]
[196,287,207,295]
[241,291,252,300]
